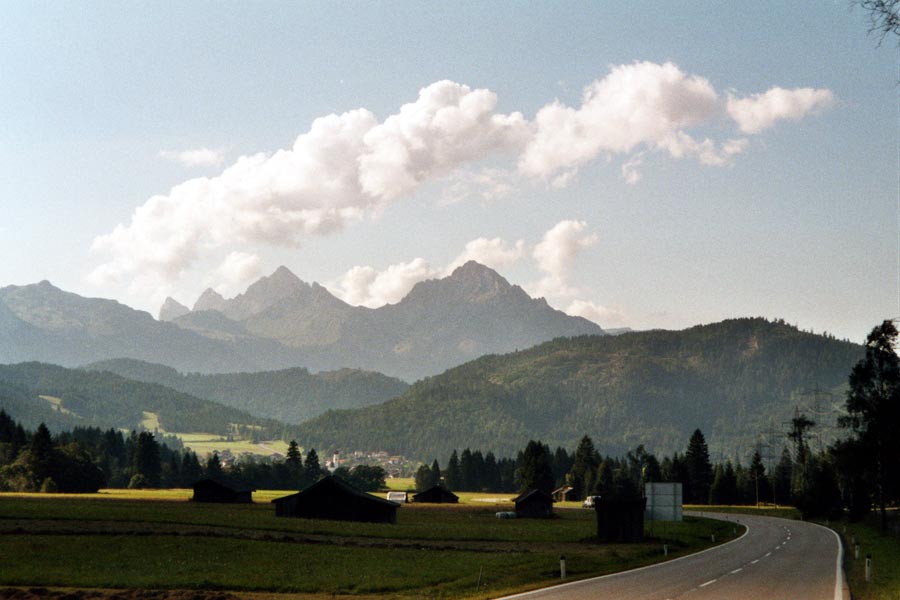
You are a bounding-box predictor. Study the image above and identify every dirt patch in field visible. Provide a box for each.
[0,589,239,600]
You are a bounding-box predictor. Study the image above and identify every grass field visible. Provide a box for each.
[836,516,900,600]
[0,492,742,599]
[172,433,289,458]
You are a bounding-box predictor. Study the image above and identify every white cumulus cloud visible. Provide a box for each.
[90,81,527,288]
[327,258,440,308]
[90,69,835,294]
[446,237,526,273]
[159,147,228,168]
[519,61,721,180]
[530,220,598,299]
[727,87,834,134]
[212,251,264,296]
[566,299,627,328]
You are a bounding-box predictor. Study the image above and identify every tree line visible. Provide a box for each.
[0,415,388,494]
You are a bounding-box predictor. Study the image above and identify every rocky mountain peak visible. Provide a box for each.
[193,288,227,312]
[158,297,190,322]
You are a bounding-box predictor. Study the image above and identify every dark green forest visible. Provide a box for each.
[295,318,864,460]
[0,362,281,436]
[83,358,408,424]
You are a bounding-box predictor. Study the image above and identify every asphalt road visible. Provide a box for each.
[495,511,848,600]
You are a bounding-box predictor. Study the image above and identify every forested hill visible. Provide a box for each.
[83,359,409,424]
[294,318,864,461]
[0,362,280,436]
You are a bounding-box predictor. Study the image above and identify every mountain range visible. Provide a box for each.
[293,318,864,461]
[0,262,603,381]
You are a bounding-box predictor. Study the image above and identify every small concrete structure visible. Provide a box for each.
[595,497,647,542]
[645,482,683,521]
[191,478,254,504]
[412,485,459,504]
[513,489,554,518]
[272,476,399,524]
[386,491,408,503]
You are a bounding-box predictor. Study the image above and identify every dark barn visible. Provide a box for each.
[272,476,399,524]
[412,485,459,504]
[595,497,647,542]
[191,478,254,504]
[513,489,554,518]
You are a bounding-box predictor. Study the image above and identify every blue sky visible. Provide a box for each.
[1,2,896,342]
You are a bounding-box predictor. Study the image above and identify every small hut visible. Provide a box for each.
[513,489,554,518]
[412,485,459,504]
[552,486,577,502]
[272,476,399,524]
[191,478,254,504]
[595,497,647,542]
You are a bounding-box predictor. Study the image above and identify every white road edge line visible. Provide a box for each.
[493,515,751,599]
[806,520,846,600]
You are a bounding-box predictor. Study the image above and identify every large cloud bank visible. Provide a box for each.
[90,63,833,291]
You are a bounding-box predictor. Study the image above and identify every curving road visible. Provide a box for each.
[495,512,848,600]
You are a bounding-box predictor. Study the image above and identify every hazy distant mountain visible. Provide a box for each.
[193,288,227,312]
[294,318,864,461]
[161,261,605,380]
[0,280,302,373]
[0,262,604,380]
[84,358,409,424]
[158,297,190,321]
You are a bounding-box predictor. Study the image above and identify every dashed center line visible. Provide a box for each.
[765,552,772,557]
[730,568,743,574]
[699,579,717,588]
[751,559,759,564]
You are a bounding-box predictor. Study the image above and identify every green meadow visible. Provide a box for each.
[0,492,740,599]
[838,516,900,600]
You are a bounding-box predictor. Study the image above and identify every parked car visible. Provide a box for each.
[582,495,600,508]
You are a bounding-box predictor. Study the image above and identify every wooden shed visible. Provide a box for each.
[191,478,254,504]
[552,486,578,502]
[513,489,554,518]
[272,476,399,524]
[595,497,647,542]
[412,485,459,504]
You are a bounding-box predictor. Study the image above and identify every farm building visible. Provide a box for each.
[386,491,408,503]
[552,486,577,502]
[191,478,254,504]
[595,497,647,542]
[412,485,459,504]
[272,475,399,524]
[513,489,553,518]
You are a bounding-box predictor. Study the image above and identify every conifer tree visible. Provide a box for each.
[841,320,900,531]
[446,450,461,490]
[684,429,712,504]
[430,459,441,487]
[303,448,322,483]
